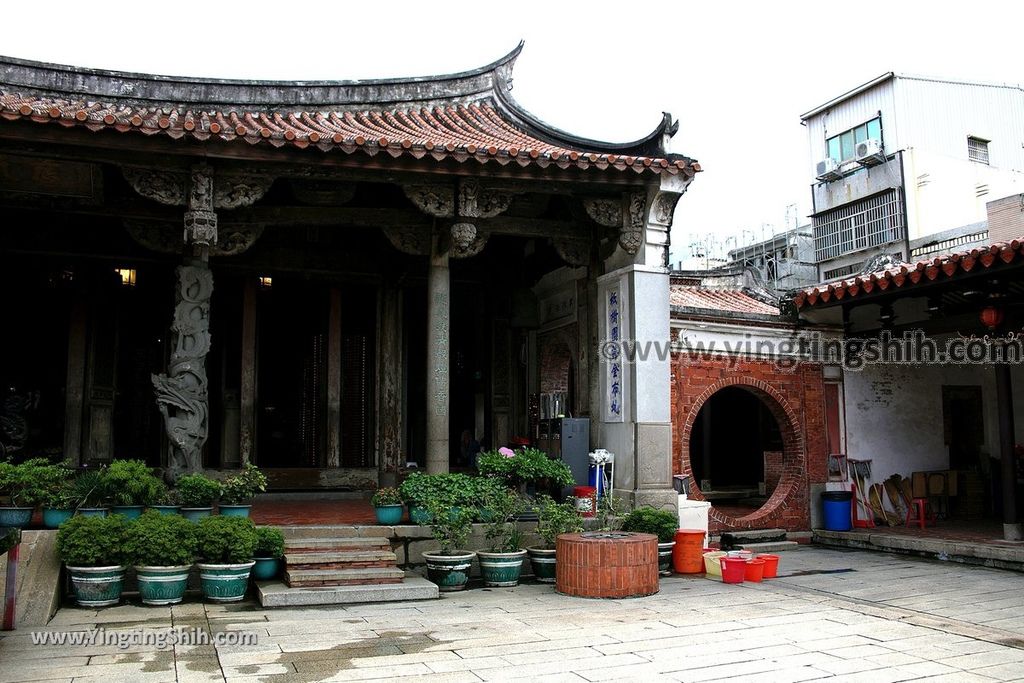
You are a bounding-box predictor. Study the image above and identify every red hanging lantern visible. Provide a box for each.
[980,305,1004,330]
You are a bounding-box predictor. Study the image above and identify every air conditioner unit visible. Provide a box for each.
[816,158,841,181]
[855,138,884,165]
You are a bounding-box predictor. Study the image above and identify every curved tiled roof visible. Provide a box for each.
[795,238,1024,309]
[0,45,699,178]
[671,285,780,316]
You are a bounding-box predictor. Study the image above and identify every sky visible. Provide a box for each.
[4,2,1023,266]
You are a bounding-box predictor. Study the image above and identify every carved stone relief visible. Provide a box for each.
[583,197,622,227]
[126,220,264,256]
[122,167,186,205]
[122,166,272,211]
[651,192,681,228]
[619,191,647,256]
[403,183,455,217]
[458,178,512,219]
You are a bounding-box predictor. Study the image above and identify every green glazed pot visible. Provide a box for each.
[150,506,181,516]
[197,561,255,602]
[0,507,34,529]
[374,504,403,525]
[110,505,144,520]
[181,507,213,523]
[477,549,527,587]
[217,505,252,518]
[251,557,281,581]
[42,509,74,529]
[526,546,556,583]
[422,551,476,592]
[66,565,126,607]
[135,565,192,605]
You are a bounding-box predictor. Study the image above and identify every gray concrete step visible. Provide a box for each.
[284,550,397,565]
[257,573,438,607]
[284,536,390,551]
[720,528,788,550]
[734,541,800,553]
[285,566,405,587]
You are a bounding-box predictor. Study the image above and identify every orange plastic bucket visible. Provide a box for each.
[672,529,706,574]
[720,556,746,584]
[756,554,779,578]
[744,559,765,583]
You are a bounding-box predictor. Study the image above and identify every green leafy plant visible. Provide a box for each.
[124,510,198,566]
[72,468,108,508]
[477,447,574,489]
[483,487,525,553]
[254,526,285,559]
[371,487,402,507]
[620,506,678,543]
[219,463,268,505]
[40,479,79,510]
[195,515,258,564]
[425,500,475,555]
[594,495,624,533]
[399,472,478,508]
[0,458,60,507]
[104,459,165,507]
[56,514,132,567]
[176,473,222,508]
[535,495,584,549]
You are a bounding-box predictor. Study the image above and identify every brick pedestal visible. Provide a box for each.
[555,532,658,599]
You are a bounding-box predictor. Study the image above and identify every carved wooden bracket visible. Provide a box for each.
[185,166,217,247]
[402,183,455,217]
[449,222,489,259]
[583,192,647,256]
[551,237,590,266]
[402,179,508,258]
[125,220,265,257]
[382,226,431,256]
[122,166,273,211]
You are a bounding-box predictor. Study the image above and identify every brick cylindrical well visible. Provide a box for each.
[555,532,659,599]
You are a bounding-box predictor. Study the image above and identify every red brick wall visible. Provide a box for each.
[763,451,784,493]
[538,325,577,395]
[670,354,827,532]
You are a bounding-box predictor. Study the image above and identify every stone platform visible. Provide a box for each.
[256,572,438,607]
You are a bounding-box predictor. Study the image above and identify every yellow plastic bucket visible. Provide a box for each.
[703,551,726,580]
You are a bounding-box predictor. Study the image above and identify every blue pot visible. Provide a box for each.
[423,551,476,592]
[0,507,34,528]
[78,508,108,518]
[181,508,213,523]
[251,557,281,581]
[135,565,191,605]
[67,565,125,607]
[409,506,431,525]
[218,505,251,518]
[197,561,255,602]
[42,509,74,529]
[374,504,403,525]
[110,505,144,520]
[150,506,181,516]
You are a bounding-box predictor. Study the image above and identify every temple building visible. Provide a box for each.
[0,45,698,510]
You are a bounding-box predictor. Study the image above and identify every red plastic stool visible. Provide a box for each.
[905,498,933,529]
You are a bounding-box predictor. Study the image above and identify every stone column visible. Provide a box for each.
[426,234,451,474]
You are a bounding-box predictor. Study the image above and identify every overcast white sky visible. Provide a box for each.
[5,2,1023,264]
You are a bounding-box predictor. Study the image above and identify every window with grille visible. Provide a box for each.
[813,190,905,262]
[968,137,989,164]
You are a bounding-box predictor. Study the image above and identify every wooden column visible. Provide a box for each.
[426,234,450,474]
[63,287,88,466]
[239,278,257,466]
[378,283,403,487]
[326,288,343,468]
[996,363,1021,541]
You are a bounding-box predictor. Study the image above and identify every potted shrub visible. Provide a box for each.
[149,487,181,515]
[176,473,222,522]
[621,506,679,575]
[527,495,583,583]
[477,446,574,495]
[194,515,258,602]
[252,526,285,580]
[399,472,432,524]
[73,468,109,517]
[56,514,131,607]
[0,458,52,528]
[218,463,267,517]
[371,487,403,525]
[40,476,79,528]
[400,472,478,524]
[476,486,527,587]
[125,511,198,605]
[421,499,476,592]
[473,477,508,522]
[104,459,165,519]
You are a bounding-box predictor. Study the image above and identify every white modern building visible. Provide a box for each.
[802,73,1024,282]
[726,224,817,291]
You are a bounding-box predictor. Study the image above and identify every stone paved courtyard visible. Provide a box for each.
[2,547,1024,682]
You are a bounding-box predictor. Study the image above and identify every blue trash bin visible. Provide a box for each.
[821,491,853,531]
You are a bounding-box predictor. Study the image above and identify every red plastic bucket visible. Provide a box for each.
[744,559,765,583]
[756,554,780,578]
[720,556,746,584]
[672,529,706,574]
[573,486,597,518]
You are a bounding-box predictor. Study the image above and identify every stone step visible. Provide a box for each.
[280,525,393,540]
[284,550,397,565]
[284,537,391,551]
[285,566,405,587]
[733,541,800,553]
[258,573,438,607]
[719,528,788,549]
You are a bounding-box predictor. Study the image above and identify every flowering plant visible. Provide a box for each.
[477,447,574,489]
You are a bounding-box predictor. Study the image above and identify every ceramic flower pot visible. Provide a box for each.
[374,504,403,525]
[77,507,108,518]
[251,557,281,581]
[526,547,557,583]
[110,505,144,520]
[0,507,34,529]
[409,506,431,525]
[150,506,182,516]
[135,565,192,605]
[422,551,476,592]
[196,561,255,602]
[181,507,213,523]
[658,541,676,575]
[477,549,527,587]
[217,505,252,518]
[41,508,74,529]
[66,565,126,607]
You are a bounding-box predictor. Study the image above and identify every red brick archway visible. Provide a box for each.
[671,357,826,532]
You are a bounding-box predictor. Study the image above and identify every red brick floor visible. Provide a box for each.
[854,518,1022,546]
[249,499,377,526]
